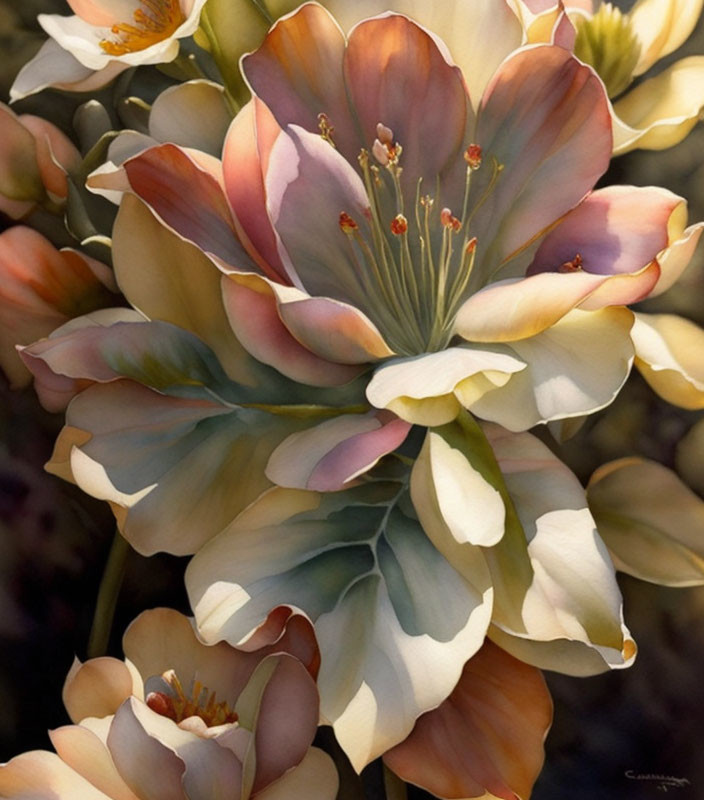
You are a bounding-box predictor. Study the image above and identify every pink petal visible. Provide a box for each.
[473,46,611,270]
[528,186,680,286]
[266,410,411,492]
[221,273,364,386]
[122,144,259,272]
[18,114,81,200]
[222,98,288,280]
[241,4,359,163]
[384,640,552,800]
[343,13,471,199]
[250,654,320,794]
[264,124,375,312]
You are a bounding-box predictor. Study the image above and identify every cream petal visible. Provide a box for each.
[63,656,135,723]
[481,423,635,675]
[254,747,338,800]
[266,411,410,491]
[10,39,128,101]
[649,221,704,298]
[612,56,704,154]
[468,308,634,431]
[365,347,526,426]
[631,312,704,409]
[0,750,113,799]
[413,427,506,547]
[629,0,704,75]
[49,725,140,800]
[383,640,552,800]
[588,457,704,587]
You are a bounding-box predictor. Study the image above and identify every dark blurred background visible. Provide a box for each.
[1,2,703,798]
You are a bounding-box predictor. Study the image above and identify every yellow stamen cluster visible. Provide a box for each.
[100,0,185,56]
[146,669,239,727]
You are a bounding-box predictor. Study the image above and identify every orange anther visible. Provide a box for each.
[390,214,408,235]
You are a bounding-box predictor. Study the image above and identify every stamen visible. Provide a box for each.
[146,670,239,727]
[376,123,394,145]
[464,144,482,170]
[100,0,184,56]
[318,113,336,147]
[558,253,584,273]
[441,208,461,232]
[390,214,408,235]
[339,212,359,233]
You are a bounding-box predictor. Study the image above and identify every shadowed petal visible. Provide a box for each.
[255,747,338,800]
[384,640,552,800]
[266,411,411,491]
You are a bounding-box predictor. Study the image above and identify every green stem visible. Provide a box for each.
[87,531,130,658]
[383,764,408,800]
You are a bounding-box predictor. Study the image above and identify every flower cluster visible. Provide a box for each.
[1,0,704,798]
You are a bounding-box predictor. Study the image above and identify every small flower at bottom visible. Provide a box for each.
[0,607,338,800]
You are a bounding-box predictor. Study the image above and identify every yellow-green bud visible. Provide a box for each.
[574,3,642,98]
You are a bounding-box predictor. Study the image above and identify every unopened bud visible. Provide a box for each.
[466,236,478,254]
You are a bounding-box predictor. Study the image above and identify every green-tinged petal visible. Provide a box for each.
[187,478,493,772]
[383,640,552,800]
[412,426,506,548]
[482,422,634,676]
[48,381,312,556]
[631,312,704,410]
[113,195,259,386]
[588,457,704,587]
[677,419,704,497]
[468,308,635,431]
[612,56,704,154]
[629,0,704,75]
[148,80,232,157]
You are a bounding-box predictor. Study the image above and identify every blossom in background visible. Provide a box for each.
[0,102,80,219]
[10,0,209,100]
[570,0,704,152]
[0,607,338,800]
[0,226,117,388]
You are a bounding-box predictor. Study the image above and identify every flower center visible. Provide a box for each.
[573,3,641,98]
[146,669,239,727]
[334,121,503,356]
[99,0,185,56]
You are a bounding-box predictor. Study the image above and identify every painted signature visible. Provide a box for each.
[625,770,691,793]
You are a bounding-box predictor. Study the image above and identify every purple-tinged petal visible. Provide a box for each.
[472,46,611,272]
[266,411,410,491]
[241,3,359,163]
[529,185,679,279]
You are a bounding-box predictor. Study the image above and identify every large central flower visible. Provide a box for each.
[98,2,693,431]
